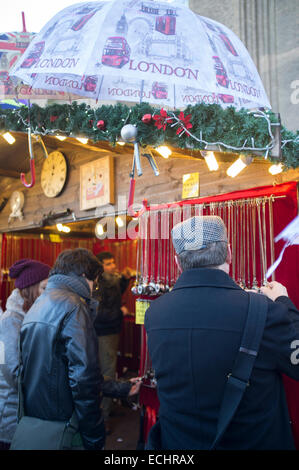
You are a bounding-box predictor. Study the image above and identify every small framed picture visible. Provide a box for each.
[80,156,114,210]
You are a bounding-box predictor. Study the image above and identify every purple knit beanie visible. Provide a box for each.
[9,258,51,289]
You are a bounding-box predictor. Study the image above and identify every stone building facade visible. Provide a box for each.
[189,0,299,131]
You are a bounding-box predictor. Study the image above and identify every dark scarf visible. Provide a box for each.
[47,273,99,320]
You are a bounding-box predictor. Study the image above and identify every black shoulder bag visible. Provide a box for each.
[210,292,268,449]
[10,339,81,450]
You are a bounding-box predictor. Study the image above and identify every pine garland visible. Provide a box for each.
[0,101,298,168]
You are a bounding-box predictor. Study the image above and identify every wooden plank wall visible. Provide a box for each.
[0,143,298,232]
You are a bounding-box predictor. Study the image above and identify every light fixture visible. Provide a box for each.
[156,146,172,159]
[95,222,105,237]
[2,132,16,145]
[56,136,67,141]
[116,216,124,228]
[201,150,219,171]
[76,137,88,144]
[268,163,283,175]
[226,155,253,178]
[56,223,71,233]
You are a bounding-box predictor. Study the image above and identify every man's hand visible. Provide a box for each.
[260,281,288,301]
[128,377,142,396]
[121,267,136,279]
[121,306,130,316]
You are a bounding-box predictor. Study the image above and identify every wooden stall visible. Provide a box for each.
[0,127,298,447]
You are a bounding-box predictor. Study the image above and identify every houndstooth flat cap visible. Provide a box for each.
[171,216,228,255]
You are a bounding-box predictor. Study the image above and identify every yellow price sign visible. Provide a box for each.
[135,299,151,325]
[182,172,200,199]
[49,234,61,243]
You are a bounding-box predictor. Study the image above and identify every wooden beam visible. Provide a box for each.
[0,168,20,178]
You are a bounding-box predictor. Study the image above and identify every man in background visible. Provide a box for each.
[93,251,135,424]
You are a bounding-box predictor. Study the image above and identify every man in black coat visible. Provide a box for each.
[145,215,299,450]
[93,251,134,422]
[20,248,140,450]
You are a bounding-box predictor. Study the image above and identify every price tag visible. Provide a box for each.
[135,299,151,325]
[49,234,61,243]
[182,172,200,199]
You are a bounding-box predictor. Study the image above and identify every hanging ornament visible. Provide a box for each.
[120,124,142,176]
[50,115,58,123]
[142,114,152,124]
[96,119,105,130]
[120,124,143,217]
[88,119,94,128]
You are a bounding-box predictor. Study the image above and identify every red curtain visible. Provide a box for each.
[139,181,299,447]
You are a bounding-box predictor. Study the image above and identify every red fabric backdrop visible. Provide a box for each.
[139,181,299,447]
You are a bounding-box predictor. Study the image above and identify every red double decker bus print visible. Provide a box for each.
[101,37,131,68]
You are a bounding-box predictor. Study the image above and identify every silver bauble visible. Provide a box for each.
[121,124,138,142]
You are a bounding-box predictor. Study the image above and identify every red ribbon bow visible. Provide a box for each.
[176,112,193,136]
[153,108,173,131]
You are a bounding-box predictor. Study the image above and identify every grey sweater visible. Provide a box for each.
[0,289,24,443]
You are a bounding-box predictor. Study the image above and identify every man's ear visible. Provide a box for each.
[175,254,182,274]
[226,244,232,265]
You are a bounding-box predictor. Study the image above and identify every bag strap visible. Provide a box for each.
[17,336,25,421]
[210,293,268,450]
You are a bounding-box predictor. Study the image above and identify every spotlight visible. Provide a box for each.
[116,216,124,228]
[2,132,16,145]
[76,137,88,144]
[201,150,219,171]
[227,155,253,178]
[95,222,105,237]
[56,223,71,233]
[269,163,283,175]
[156,146,172,159]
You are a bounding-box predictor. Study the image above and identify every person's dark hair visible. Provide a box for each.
[177,241,228,271]
[50,248,101,281]
[20,283,41,313]
[96,251,114,264]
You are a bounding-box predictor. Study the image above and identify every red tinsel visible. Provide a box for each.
[153,108,173,131]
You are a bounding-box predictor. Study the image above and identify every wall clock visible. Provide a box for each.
[41,151,67,198]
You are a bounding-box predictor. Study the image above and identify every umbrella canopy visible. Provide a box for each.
[11,0,270,109]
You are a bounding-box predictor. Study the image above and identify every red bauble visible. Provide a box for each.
[142,114,152,124]
[96,120,105,130]
[50,115,58,123]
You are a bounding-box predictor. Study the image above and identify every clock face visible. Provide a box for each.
[41,151,67,198]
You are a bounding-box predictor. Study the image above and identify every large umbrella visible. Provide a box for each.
[10,0,271,110]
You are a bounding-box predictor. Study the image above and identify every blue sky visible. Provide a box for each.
[0,0,182,34]
[0,0,99,33]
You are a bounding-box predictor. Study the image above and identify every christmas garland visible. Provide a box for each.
[0,101,298,168]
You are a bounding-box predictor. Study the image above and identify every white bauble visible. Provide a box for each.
[120,124,138,142]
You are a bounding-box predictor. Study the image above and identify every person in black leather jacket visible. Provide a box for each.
[19,248,140,450]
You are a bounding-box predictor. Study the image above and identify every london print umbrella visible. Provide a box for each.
[10,0,271,110]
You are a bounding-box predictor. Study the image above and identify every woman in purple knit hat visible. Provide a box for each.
[0,259,51,450]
